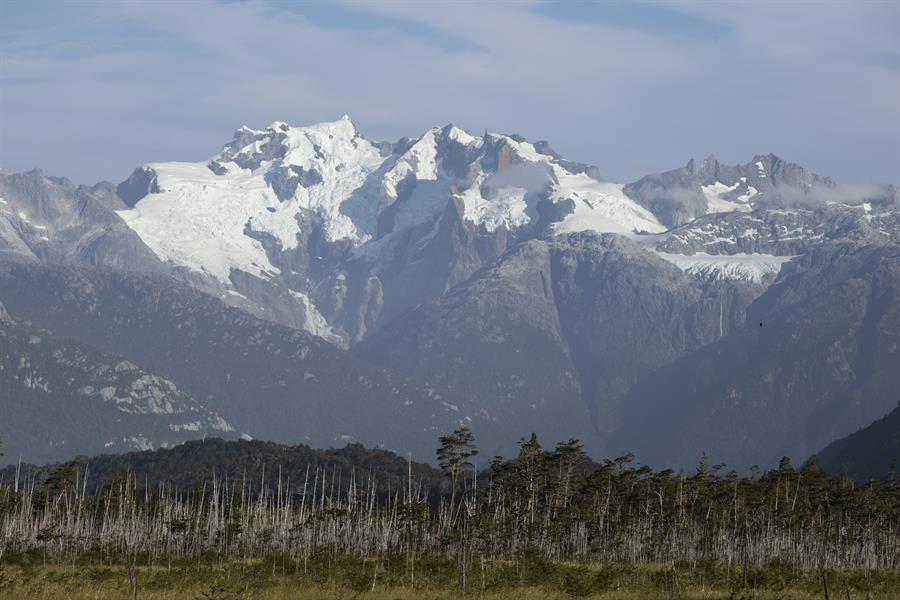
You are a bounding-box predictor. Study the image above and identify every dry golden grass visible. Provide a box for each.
[2,563,897,600]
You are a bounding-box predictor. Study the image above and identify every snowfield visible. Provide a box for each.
[654,251,796,283]
[118,160,283,282]
[118,117,668,285]
[113,116,819,341]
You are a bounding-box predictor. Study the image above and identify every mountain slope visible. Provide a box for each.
[358,232,762,456]
[3,117,899,472]
[615,243,900,470]
[0,262,463,461]
[357,238,590,457]
[623,153,837,228]
[0,302,237,465]
[0,169,165,272]
[112,118,665,344]
[812,403,900,482]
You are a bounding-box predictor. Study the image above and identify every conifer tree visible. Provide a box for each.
[436,426,479,507]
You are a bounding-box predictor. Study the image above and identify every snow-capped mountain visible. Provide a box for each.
[624,153,839,227]
[112,117,672,343]
[107,116,897,345]
[118,116,663,260]
[1,116,898,470]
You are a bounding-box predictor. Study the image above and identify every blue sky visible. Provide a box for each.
[1,0,898,185]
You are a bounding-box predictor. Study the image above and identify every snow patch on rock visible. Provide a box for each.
[654,251,796,282]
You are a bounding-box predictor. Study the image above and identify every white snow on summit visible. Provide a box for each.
[118,116,386,283]
[279,116,385,242]
[118,160,281,282]
[113,116,809,333]
[551,176,665,236]
[118,116,667,285]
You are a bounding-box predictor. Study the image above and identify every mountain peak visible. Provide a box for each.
[697,154,719,180]
[267,115,359,138]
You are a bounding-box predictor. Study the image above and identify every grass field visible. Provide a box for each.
[1,557,897,599]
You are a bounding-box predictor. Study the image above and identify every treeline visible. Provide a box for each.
[0,429,898,594]
[0,437,450,504]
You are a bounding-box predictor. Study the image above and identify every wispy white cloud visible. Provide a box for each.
[0,0,896,185]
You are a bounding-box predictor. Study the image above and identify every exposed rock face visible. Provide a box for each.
[0,307,238,465]
[0,169,166,272]
[357,238,590,458]
[0,300,11,325]
[116,166,160,207]
[324,195,510,343]
[549,233,760,432]
[218,126,289,171]
[358,232,761,456]
[265,165,324,201]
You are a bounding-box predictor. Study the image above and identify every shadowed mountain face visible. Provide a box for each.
[358,233,768,458]
[0,170,165,272]
[812,403,900,482]
[1,117,898,470]
[614,244,900,470]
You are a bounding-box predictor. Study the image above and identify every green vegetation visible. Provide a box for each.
[1,429,898,598]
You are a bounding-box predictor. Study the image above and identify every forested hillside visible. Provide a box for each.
[814,403,900,482]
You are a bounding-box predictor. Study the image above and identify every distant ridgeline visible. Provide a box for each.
[0,438,449,504]
[812,403,900,482]
[2,421,897,500]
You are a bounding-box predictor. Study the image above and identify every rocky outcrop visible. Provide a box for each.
[0,169,166,272]
[265,165,323,201]
[624,154,841,227]
[116,166,160,207]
